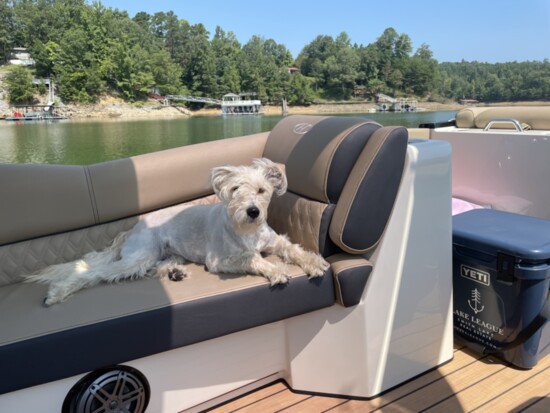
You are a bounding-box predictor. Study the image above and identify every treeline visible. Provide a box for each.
[1,0,549,104]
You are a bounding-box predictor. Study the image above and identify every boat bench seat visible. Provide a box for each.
[455,106,550,130]
[0,116,408,395]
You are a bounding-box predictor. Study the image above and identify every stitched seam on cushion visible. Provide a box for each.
[84,166,100,224]
[334,262,372,272]
[333,270,344,304]
[322,121,371,203]
[336,127,392,253]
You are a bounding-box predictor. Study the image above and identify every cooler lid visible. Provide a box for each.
[453,209,550,262]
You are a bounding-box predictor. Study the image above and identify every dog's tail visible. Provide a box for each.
[24,231,130,284]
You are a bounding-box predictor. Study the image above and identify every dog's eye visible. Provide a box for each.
[231,186,239,192]
[258,188,265,194]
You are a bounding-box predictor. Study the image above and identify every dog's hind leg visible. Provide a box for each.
[153,255,190,281]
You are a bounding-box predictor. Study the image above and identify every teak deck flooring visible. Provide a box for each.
[207,345,549,413]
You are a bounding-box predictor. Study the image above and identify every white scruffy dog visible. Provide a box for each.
[27,158,329,306]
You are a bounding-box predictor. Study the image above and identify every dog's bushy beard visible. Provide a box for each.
[227,202,267,235]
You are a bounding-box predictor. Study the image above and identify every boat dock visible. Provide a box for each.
[4,104,68,121]
[159,92,263,115]
[376,93,418,112]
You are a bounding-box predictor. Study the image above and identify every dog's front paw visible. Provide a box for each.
[263,262,290,286]
[300,252,330,278]
[265,272,290,286]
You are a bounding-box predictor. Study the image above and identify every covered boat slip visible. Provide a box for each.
[0,115,453,412]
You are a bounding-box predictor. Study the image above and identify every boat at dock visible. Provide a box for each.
[159,92,263,115]
[4,103,68,121]
[220,93,263,115]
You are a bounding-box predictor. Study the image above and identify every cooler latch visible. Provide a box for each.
[497,252,516,282]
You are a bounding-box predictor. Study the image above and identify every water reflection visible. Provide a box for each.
[0,111,456,165]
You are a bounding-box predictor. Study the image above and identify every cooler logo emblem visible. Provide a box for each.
[468,288,485,314]
[461,265,490,286]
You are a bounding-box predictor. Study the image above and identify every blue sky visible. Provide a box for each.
[100,0,550,63]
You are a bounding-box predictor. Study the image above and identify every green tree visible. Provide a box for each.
[6,65,35,103]
[286,73,315,105]
[0,0,15,63]
[403,44,439,96]
[212,27,242,95]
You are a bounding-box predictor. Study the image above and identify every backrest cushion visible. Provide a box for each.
[0,133,267,247]
[329,126,408,253]
[264,116,383,256]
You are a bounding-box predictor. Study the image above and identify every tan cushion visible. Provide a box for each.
[262,115,329,163]
[267,191,332,255]
[89,133,268,223]
[455,106,550,130]
[0,133,268,246]
[0,164,96,246]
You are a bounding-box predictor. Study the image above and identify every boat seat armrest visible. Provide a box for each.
[327,253,372,307]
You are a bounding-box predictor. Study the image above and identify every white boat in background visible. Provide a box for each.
[220,92,262,115]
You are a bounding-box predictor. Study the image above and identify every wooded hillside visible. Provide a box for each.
[1,0,548,104]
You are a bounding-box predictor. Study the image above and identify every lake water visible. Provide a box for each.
[0,111,457,165]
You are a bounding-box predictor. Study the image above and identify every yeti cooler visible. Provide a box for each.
[452,209,550,368]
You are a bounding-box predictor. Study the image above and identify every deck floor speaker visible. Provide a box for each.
[62,365,150,413]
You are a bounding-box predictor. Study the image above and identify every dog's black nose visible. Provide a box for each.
[247,206,260,219]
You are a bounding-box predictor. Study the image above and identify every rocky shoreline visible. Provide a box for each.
[4,96,548,121]
[49,99,464,120]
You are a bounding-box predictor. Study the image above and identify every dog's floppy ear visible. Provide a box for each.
[210,165,234,201]
[254,158,287,196]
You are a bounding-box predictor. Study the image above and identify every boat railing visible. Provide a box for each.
[483,118,524,132]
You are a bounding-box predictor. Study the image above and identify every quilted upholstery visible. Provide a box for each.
[267,192,335,256]
[0,195,220,286]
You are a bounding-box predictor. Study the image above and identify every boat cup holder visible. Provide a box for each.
[62,365,150,413]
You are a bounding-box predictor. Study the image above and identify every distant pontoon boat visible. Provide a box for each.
[4,103,68,121]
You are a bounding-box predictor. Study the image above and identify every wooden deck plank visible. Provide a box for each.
[471,366,550,413]
[207,381,288,413]
[279,394,348,412]
[367,357,508,412]
[326,347,484,412]
[208,350,550,413]
[425,352,550,413]
[233,387,310,413]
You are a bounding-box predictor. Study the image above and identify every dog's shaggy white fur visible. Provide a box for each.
[26,158,329,306]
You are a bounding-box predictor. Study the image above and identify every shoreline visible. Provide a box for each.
[2,98,549,121]
[56,100,465,120]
